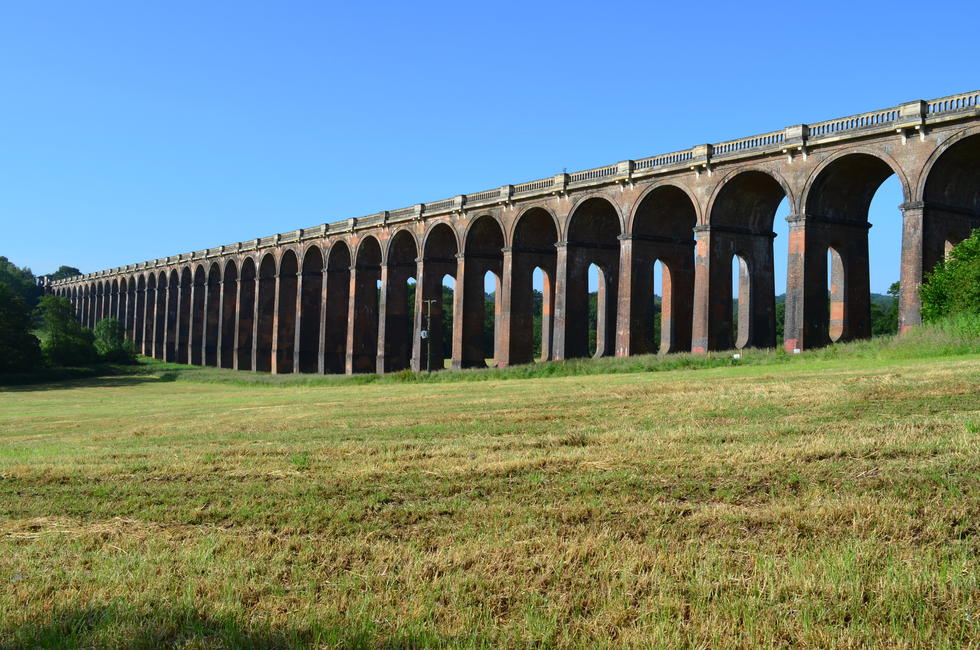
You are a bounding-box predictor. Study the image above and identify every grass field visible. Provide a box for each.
[1,335,979,647]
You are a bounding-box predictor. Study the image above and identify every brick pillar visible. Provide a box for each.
[615,235,637,356]
[496,247,517,366]
[784,216,815,351]
[375,263,391,373]
[784,214,872,350]
[450,254,467,369]
[271,272,283,374]
[691,227,725,352]
[345,265,358,374]
[899,202,924,333]
[411,258,427,372]
[317,270,329,374]
[746,233,777,350]
[216,280,227,367]
[551,242,569,360]
[293,270,305,374]
[540,267,554,361]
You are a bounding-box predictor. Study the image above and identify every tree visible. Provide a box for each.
[93,317,136,363]
[870,281,900,336]
[921,230,980,321]
[35,294,97,366]
[0,256,41,308]
[0,282,42,373]
[47,266,82,282]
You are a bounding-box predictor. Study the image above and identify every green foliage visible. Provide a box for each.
[93,317,136,363]
[35,295,98,366]
[921,229,980,322]
[0,282,42,373]
[0,256,41,308]
[869,283,900,337]
[47,265,82,282]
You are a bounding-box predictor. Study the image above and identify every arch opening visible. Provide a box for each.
[416,223,458,372]
[532,266,550,361]
[380,230,419,373]
[254,254,277,372]
[509,208,557,365]
[203,264,220,366]
[133,276,146,354]
[630,185,696,354]
[792,153,905,348]
[563,198,621,359]
[189,266,205,365]
[275,251,299,374]
[297,247,324,374]
[123,278,135,343]
[219,261,238,369]
[651,260,664,353]
[324,242,351,374]
[349,237,382,373]
[918,133,980,326]
[707,171,784,350]
[154,272,169,359]
[237,258,257,370]
[458,216,504,368]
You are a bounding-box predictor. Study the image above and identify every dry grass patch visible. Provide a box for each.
[1,354,978,647]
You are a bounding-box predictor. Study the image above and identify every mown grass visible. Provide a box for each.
[1,324,978,647]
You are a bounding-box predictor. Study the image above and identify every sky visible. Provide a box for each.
[2,0,978,294]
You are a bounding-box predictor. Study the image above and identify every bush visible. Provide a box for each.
[93,317,136,363]
[35,294,98,366]
[921,229,980,321]
[0,282,42,373]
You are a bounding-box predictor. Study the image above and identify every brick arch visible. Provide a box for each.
[706,167,792,232]
[914,125,980,202]
[563,191,626,241]
[384,227,420,265]
[504,205,560,365]
[353,234,383,266]
[300,243,325,271]
[348,235,383,373]
[421,218,460,255]
[622,182,698,355]
[296,245,325,374]
[802,147,910,218]
[273,249,300,373]
[627,179,701,234]
[323,239,351,374]
[508,204,559,248]
[559,194,623,361]
[461,213,505,254]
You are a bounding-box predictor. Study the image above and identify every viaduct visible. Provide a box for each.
[49,90,980,374]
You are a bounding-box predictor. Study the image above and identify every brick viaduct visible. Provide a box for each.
[49,91,980,374]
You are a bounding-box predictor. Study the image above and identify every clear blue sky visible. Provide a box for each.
[2,0,977,294]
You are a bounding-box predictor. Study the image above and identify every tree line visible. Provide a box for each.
[0,258,135,375]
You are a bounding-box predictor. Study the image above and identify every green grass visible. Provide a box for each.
[1,325,979,647]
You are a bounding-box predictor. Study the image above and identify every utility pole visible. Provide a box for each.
[422,298,437,372]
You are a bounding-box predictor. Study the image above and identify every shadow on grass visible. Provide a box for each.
[0,375,168,393]
[0,363,168,392]
[2,603,459,649]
